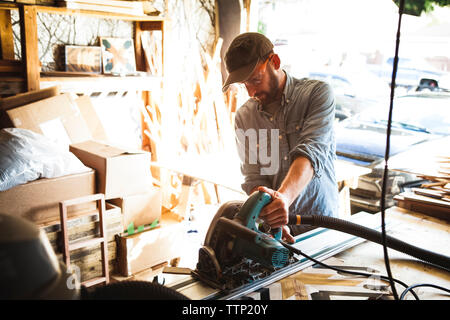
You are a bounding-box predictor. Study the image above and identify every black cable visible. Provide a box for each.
[279,240,419,300]
[400,283,450,300]
[289,214,450,271]
[381,0,405,300]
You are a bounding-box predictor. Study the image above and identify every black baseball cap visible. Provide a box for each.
[222,32,274,92]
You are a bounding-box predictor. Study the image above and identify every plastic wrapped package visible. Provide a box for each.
[0,128,90,191]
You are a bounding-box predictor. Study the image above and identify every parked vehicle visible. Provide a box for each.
[369,57,448,92]
[334,92,450,212]
[307,70,389,121]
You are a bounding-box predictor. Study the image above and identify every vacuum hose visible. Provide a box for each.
[288,214,450,271]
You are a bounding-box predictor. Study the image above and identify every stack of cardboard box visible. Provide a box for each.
[69,140,183,276]
[0,87,182,280]
[0,87,100,226]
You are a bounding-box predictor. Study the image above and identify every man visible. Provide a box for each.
[222,32,338,243]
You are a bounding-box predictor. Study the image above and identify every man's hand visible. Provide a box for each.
[282,225,295,244]
[257,186,290,229]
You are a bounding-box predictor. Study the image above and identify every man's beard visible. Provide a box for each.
[254,71,279,107]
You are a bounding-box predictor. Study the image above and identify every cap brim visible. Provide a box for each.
[222,59,259,92]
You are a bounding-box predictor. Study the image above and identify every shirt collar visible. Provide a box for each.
[256,70,293,114]
[282,71,293,107]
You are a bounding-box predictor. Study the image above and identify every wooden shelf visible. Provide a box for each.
[0,2,164,22]
[36,5,163,22]
[0,3,164,94]
[40,74,162,93]
[0,77,26,95]
[0,3,18,10]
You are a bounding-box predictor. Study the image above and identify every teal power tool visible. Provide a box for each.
[193,191,292,290]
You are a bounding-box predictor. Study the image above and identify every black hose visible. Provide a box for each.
[289,215,450,272]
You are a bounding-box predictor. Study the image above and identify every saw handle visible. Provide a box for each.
[238,190,282,240]
[271,227,282,241]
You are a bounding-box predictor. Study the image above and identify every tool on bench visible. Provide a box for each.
[192,191,293,290]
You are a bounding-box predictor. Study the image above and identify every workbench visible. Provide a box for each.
[266,206,450,300]
[163,206,449,300]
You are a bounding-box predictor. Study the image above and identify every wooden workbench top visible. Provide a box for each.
[323,207,450,299]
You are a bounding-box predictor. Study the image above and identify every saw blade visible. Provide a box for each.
[203,201,243,248]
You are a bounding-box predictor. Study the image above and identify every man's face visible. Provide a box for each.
[242,56,279,107]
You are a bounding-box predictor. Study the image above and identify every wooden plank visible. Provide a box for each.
[394,194,450,222]
[0,77,26,96]
[36,5,162,21]
[59,199,70,268]
[0,85,59,111]
[15,1,54,4]
[0,3,17,10]
[19,5,39,91]
[55,240,117,264]
[60,193,104,208]
[69,237,104,251]
[400,192,450,209]
[82,276,107,287]
[39,75,161,93]
[139,20,163,31]
[57,3,142,16]
[412,187,446,199]
[56,0,143,10]
[0,60,22,73]
[134,21,146,72]
[0,10,15,60]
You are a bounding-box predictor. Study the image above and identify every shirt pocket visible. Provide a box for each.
[286,122,302,148]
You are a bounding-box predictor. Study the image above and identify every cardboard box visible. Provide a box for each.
[0,86,60,130]
[109,186,162,231]
[74,96,108,142]
[0,170,96,226]
[117,212,185,276]
[69,140,152,200]
[6,93,92,147]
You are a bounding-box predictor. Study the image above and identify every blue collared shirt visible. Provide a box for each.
[234,72,338,217]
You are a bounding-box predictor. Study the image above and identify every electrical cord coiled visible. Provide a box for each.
[288,214,450,272]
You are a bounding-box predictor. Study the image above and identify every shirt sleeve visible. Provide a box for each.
[234,112,271,195]
[289,81,336,178]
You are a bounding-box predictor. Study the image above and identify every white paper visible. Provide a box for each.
[39,118,72,149]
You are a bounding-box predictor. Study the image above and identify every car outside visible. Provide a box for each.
[369,57,449,92]
[334,92,450,212]
[307,70,389,121]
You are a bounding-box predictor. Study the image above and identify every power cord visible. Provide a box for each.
[381,0,405,300]
[279,240,419,300]
[400,284,450,300]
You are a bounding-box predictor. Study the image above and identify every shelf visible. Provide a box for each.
[36,6,163,22]
[40,74,162,93]
[0,77,26,95]
[0,3,164,94]
[0,3,164,22]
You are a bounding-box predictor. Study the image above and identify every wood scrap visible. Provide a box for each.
[140,32,242,210]
[394,192,450,222]
[412,187,446,200]
[420,181,447,188]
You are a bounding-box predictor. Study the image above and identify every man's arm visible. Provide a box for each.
[259,81,335,235]
[258,156,313,226]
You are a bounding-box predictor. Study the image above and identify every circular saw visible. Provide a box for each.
[193,191,292,290]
